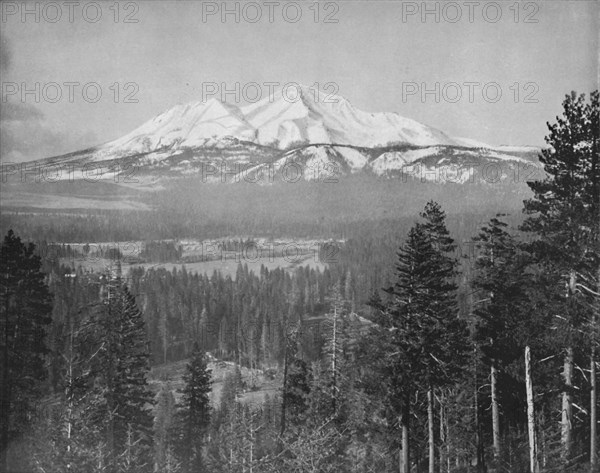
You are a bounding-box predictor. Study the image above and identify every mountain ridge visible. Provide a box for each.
[24,84,541,186]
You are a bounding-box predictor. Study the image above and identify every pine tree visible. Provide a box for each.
[522,90,599,467]
[114,286,155,460]
[217,364,242,427]
[472,215,528,465]
[174,343,212,473]
[270,418,343,473]
[28,400,104,473]
[280,322,301,436]
[375,201,468,473]
[79,277,154,473]
[284,356,310,423]
[0,230,53,472]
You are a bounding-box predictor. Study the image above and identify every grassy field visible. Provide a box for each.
[57,237,331,278]
[60,254,326,279]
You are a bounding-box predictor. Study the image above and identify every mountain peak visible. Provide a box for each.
[198,97,246,121]
[89,85,470,158]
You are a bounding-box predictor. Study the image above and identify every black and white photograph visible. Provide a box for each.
[0,1,598,472]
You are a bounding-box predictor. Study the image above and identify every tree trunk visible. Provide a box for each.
[491,362,501,461]
[400,394,410,473]
[331,304,338,413]
[525,346,539,473]
[540,412,547,470]
[280,338,289,437]
[428,387,435,473]
[1,295,11,473]
[592,344,597,471]
[562,346,574,462]
[65,327,75,471]
[249,417,254,473]
[592,268,598,473]
[106,300,115,469]
[439,391,448,473]
[474,353,486,472]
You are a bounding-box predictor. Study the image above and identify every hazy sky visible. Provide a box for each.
[1,0,597,162]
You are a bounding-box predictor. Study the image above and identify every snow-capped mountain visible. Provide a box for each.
[90,84,460,159]
[95,98,256,160]
[35,85,539,184]
[240,85,459,148]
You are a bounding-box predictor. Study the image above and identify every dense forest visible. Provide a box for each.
[0,91,598,473]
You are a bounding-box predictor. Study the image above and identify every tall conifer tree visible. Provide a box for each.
[0,230,52,472]
[375,202,468,473]
[522,91,599,466]
[174,343,212,473]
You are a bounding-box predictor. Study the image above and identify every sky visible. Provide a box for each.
[0,0,597,162]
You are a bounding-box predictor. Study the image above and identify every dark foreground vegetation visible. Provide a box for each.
[0,91,598,472]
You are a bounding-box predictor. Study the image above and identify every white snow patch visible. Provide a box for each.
[370,147,442,175]
[335,147,368,170]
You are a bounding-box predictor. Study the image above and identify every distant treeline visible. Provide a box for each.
[0,172,530,242]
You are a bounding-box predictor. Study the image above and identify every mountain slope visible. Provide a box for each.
[94,99,256,160]
[23,84,540,189]
[240,85,459,148]
[42,85,478,163]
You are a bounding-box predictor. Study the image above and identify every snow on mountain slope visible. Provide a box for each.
[241,85,459,148]
[494,145,540,153]
[94,99,256,160]
[370,147,444,174]
[334,147,369,170]
[367,145,536,184]
[81,84,467,162]
[483,150,531,163]
[453,137,493,148]
[30,84,537,187]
